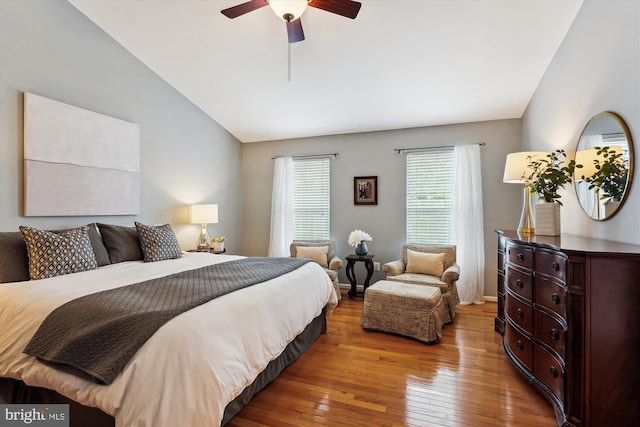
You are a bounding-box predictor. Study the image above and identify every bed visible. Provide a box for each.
[0,224,337,426]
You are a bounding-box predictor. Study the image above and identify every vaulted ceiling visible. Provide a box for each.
[68,0,584,143]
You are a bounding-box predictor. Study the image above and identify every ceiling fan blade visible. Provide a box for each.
[221,0,268,19]
[309,0,362,19]
[286,18,305,43]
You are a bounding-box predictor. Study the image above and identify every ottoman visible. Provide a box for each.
[361,280,445,343]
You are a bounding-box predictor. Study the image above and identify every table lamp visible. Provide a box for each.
[190,204,218,250]
[503,151,547,236]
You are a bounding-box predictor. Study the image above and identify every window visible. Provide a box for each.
[406,150,455,244]
[293,158,330,240]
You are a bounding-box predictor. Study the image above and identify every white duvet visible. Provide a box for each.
[0,252,337,426]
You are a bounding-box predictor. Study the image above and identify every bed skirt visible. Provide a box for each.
[0,307,327,426]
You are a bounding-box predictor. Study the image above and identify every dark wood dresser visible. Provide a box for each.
[495,230,640,427]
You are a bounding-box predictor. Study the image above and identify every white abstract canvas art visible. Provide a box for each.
[24,92,140,216]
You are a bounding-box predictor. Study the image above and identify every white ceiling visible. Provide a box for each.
[68,0,583,143]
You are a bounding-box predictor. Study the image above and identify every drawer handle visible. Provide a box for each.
[552,293,560,304]
[517,253,524,261]
[516,340,524,350]
[550,366,558,378]
[552,262,560,271]
[516,279,524,289]
[516,308,524,318]
[550,328,560,340]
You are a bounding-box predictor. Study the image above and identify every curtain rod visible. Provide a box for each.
[395,142,486,155]
[271,153,338,160]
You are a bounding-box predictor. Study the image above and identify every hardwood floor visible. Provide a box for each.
[227,291,557,427]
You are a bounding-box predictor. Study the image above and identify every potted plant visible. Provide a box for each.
[582,146,628,214]
[210,236,226,252]
[524,149,581,236]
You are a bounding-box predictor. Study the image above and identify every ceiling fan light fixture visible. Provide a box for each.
[268,0,309,21]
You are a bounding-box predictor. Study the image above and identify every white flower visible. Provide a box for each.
[348,229,372,247]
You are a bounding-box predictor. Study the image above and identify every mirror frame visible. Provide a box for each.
[574,111,634,221]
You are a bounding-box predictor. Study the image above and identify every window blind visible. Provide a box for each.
[406,150,454,244]
[293,158,330,240]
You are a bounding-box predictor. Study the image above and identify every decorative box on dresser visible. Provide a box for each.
[495,230,640,427]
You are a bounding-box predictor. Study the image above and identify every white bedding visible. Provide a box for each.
[0,252,337,426]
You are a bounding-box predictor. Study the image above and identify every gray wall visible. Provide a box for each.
[0,0,243,251]
[522,0,639,244]
[242,120,522,296]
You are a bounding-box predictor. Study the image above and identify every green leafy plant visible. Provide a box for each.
[583,146,628,203]
[524,149,581,205]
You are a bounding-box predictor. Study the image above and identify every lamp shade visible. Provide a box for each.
[503,151,548,183]
[190,204,218,225]
[269,0,308,20]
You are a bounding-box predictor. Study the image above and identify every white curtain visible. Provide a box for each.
[453,144,485,304]
[268,157,294,257]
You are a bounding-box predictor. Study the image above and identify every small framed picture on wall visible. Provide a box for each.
[354,176,378,205]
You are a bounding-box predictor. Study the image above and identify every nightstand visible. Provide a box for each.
[188,249,227,254]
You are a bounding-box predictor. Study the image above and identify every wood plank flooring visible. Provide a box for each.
[227,290,557,426]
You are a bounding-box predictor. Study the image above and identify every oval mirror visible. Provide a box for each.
[574,112,634,220]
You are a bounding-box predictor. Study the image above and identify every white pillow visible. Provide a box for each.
[405,249,445,277]
[296,246,329,268]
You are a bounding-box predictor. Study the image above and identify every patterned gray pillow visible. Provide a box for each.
[134,222,182,262]
[19,226,98,280]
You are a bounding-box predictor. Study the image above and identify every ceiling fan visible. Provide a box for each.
[221,0,362,43]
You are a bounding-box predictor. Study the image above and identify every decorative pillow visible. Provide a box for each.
[86,223,111,267]
[0,232,30,283]
[19,226,98,280]
[295,246,329,268]
[134,222,182,262]
[405,249,446,277]
[97,223,144,264]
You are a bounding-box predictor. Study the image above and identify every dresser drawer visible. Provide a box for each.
[534,344,565,405]
[534,276,567,319]
[506,294,533,333]
[507,244,533,270]
[535,250,567,282]
[506,267,533,302]
[505,322,533,370]
[534,310,566,360]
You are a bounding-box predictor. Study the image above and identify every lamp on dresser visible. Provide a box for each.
[190,204,218,251]
[502,151,547,236]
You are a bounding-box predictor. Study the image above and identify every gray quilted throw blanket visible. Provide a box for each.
[24,257,310,384]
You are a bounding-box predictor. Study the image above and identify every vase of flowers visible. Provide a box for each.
[524,149,580,236]
[348,229,372,256]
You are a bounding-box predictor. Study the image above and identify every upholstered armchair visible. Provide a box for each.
[383,244,460,322]
[290,240,343,301]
